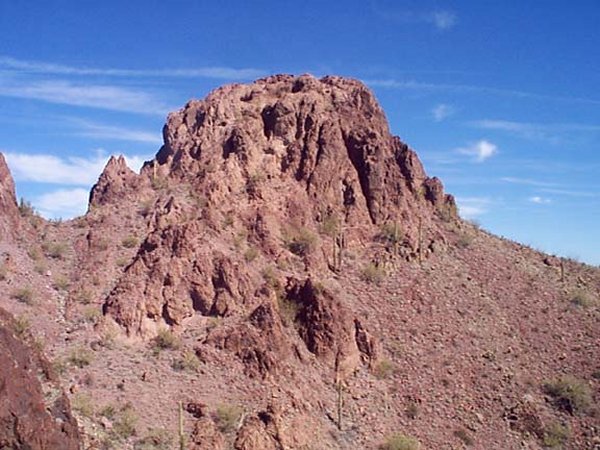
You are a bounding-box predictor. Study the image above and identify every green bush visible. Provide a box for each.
[42,241,68,259]
[113,404,138,439]
[152,329,180,351]
[284,226,316,257]
[67,347,93,368]
[542,422,570,448]
[378,222,403,245]
[121,236,138,249]
[544,376,592,413]
[71,393,95,418]
[135,428,173,450]
[373,359,395,379]
[571,289,596,308]
[380,433,420,450]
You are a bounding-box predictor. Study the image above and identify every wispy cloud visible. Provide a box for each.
[539,188,600,198]
[35,188,90,219]
[529,196,551,204]
[4,150,149,185]
[432,103,454,121]
[470,119,600,142]
[370,2,457,31]
[0,56,266,80]
[69,119,162,145]
[365,79,600,106]
[456,140,498,162]
[0,75,172,115]
[501,177,558,188]
[456,197,491,218]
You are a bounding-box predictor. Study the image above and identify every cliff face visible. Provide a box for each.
[0,153,20,240]
[0,308,81,450]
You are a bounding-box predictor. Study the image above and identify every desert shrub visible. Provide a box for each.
[82,306,101,324]
[277,295,299,327]
[361,263,385,284]
[11,287,34,305]
[544,376,592,413]
[100,404,116,419]
[116,257,130,268]
[18,198,35,217]
[571,289,596,308]
[67,347,93,368]
[13,315,30,338]
[42,241,68,259]
[34,261,48,274]
[53,275,70,291]
[172,350,200,373]
[457,233,473,249]
[284,226,316,257]
[0,263,7,281]
[72,393,95,418]
[213,404,243,433]
[113,404,138,439]
[405,402,419,419]
[319,213,340,237]
[454,428,474,446]
[135,428,173,450]
[542,422,570,448]
[152,329,180,351]
[378,222,403,245]
[121,236,138,249]
[244,246,259,262]
[380,433,420,450]
[373,359,395,379]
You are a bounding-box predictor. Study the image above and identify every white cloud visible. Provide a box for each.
[70,119,162,145]
[456,197,490,218]
[529,196,551,204]
[35,188,89,219]
[4,151,149,185]
[0,56,265,81]
[430,11,457,30]
[456,140,498,162]
[539,188,600,198]
[501,177,558,188]
[432,103,453,121]
[0,76,172,115]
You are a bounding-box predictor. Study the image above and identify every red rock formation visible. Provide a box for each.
[0,307,81,449]
[0,153,20,240]
[89,155,139,208]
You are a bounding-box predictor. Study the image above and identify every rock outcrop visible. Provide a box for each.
[0,153,20,240]
[0,307,81,450]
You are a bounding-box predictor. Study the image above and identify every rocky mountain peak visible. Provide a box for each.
[89,155,138,208]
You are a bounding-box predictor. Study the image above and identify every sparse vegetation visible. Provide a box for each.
[82,306,101,324]
[112,404,138,439]
[571,289,596,308]
[284,225,317,257]
[135,428,173,450]
[379,433,420,450]
[0,263,7,281]
[53,275,70,291]
[116,257,130,268]
[319,213,340,237]
[277,295,299,327]
[152,329,180,352]
[457,233,473,249]
[454,428,474,446]
[67,347,93,368]
[361,263,385,284]
[378,222,403,246]
[11,287,34,305]
[18,198,36,217]
[543,375,592,414]
[171,350,200,372]
[373,359,395,379]
[542,422,570,448]
[213,404,243,433]
[121,235,138,248]
[13,315,30,338]
[42,241,68,259]
[72,393,95,418]
[100,404,117,420]
[244,246,259,262]
[405,402,419,419]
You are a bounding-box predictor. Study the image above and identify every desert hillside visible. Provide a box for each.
[0,75,598,450]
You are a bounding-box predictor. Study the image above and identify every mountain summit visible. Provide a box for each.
[0,75,597,449]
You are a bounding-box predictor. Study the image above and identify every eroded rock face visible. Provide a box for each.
[0,153,20,240]
[89,155,140,208]
[0,307,81,450]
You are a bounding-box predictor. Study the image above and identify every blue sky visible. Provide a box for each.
[0,0,599,265]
